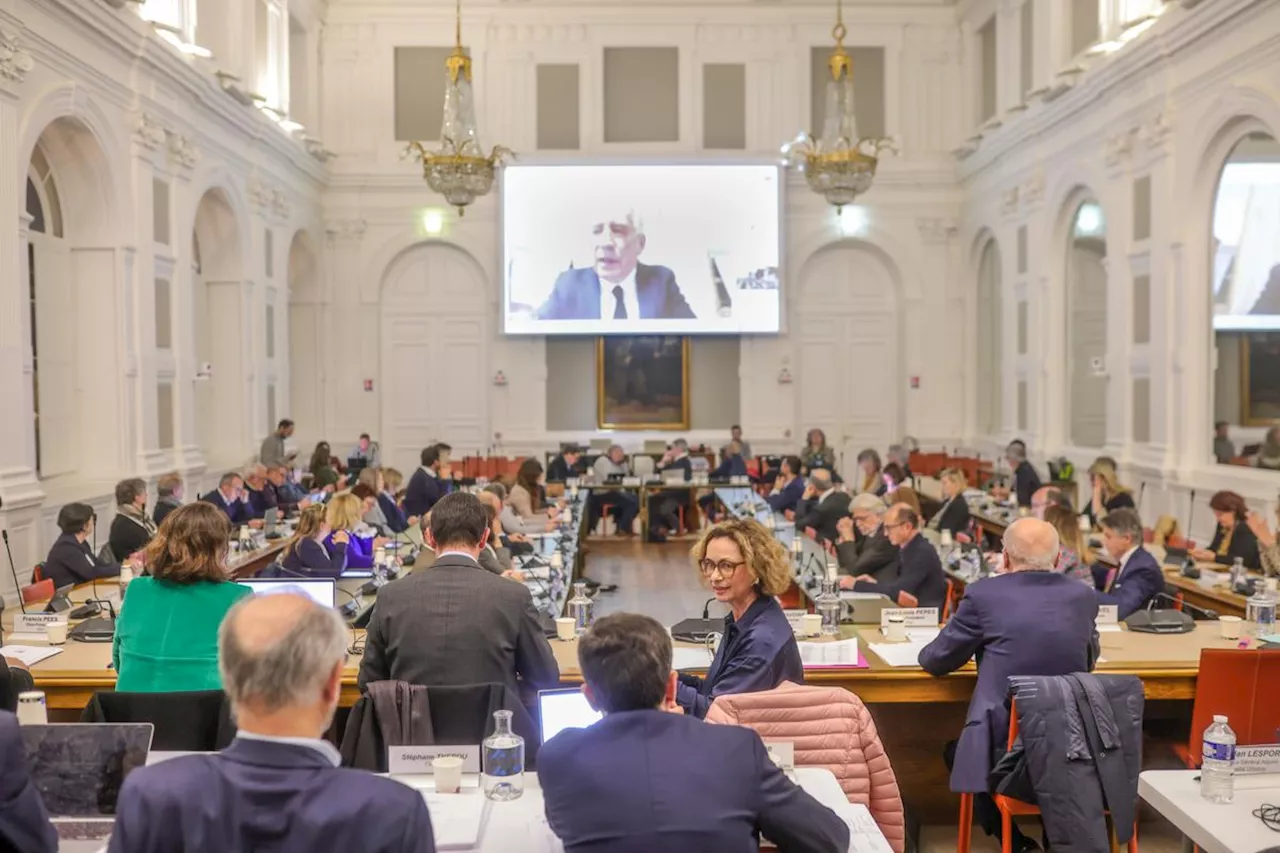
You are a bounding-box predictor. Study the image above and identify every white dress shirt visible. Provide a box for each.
[1117,545,1140,580]
[600,269,640,320]
[235,730,342,767]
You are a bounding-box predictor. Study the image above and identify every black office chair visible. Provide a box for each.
[81,690,237,751]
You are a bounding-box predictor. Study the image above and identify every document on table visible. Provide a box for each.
[671,646,713,671]
[844,804,895,853]
[865,640,931,668]
[422,790,491,850]
[796,639,869,669]
[0,645,63,667]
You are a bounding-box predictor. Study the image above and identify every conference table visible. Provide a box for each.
[1138,770,1280,853]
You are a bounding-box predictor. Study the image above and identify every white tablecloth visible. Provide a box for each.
[1139,769,1280,853]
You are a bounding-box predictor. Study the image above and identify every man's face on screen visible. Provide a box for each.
[592,216,644,283]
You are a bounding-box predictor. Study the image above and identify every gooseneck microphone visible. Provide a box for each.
[3,528,26,614]
[701,597,717,620]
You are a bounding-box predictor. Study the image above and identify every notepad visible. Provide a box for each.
[866,641,931,668]
[0,645,63,667]
[796,639,869,669]
[422,790,491,850]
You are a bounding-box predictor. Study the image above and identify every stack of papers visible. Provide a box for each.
[865,639,930,668]
[796,639,868,669]
[422,790,491,850]
[0,646,63,667]
[846,804,895,853]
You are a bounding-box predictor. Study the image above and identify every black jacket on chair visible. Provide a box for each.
[81,690,236,752]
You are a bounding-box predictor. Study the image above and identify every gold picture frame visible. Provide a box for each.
[596,336,690,430]
[1240,332,1280,426]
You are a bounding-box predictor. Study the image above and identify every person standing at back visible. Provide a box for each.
[358,493,559,694]
[259,419,295,468]
[109,593,434,853]
[539,613,849,853]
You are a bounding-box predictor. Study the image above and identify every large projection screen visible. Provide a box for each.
[502,163,782,335]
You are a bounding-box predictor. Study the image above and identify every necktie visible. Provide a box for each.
[612,285,626,319]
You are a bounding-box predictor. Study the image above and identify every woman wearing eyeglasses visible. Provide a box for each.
[676,519,803,719]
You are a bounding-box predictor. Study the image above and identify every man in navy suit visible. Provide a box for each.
[851,504,947,608]
[108,593,434,853]
[765,456,806,515]
[200,472,256,527]
[919,518,1098,852]
[535,208,695,321]
[539,613,849,853]
[1094,507,1165,618]
[0,710,57,853]
[403,444,447,518]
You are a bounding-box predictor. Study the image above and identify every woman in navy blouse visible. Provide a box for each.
[280,505,348,578]
[677,518,803,718]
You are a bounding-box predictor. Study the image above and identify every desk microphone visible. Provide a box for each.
[700,596,717,620]
[2,525,26,614]
[1147,591,1218,621]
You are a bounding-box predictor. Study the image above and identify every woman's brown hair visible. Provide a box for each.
[309,442,332,475]
[690,518,793,597]
[1209,490,1248,522]
[142,502,232,584]
[283,505,327,560]
[515,458,544,511]
[1044,505,1093,565]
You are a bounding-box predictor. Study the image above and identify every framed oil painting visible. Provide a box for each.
[596,336,690,430]
[1242,332,1280,425]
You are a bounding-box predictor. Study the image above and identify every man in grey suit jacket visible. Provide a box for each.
[359,493,560,695]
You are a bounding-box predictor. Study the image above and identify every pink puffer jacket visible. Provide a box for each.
[705,681,905,853]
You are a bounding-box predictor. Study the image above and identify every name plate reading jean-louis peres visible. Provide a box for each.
[879,608,939,628]
[388,745,481,775]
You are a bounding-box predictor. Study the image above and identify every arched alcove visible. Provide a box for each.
[974,235,1004,436]
[287,230,320,438]
[1064,193,1109,449]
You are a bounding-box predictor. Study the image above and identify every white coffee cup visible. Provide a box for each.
[46,622,68,645]
[1219,615,1243,640]
[801,613,822,637]
[885,616,908,642]
[555,617,576,641]
[432,756,464,794]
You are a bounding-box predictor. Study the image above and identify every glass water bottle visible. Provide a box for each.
[568,581,593,636]
[816,579,842,636]
[482,710,525,801]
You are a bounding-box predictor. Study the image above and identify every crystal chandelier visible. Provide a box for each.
[782,0,893,210]
[403,0,511,215]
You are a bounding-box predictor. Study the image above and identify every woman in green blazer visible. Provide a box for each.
[112,502,253,693]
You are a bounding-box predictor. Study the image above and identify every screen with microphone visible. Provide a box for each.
[237,578,337,609]
[502,163,782,335]
[537,688,603,744]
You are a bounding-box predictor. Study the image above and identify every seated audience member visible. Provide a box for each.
[1094,508,1163,618]
[851,504,947,609]
[281,506,347,578]
[2,654,34,712]
[114,503,253,692]
[266,465,308,514]
[540,613,849,853]
[881,462,920,515]
[1213,421,1235,465]
[1044,504,1095,585]
[325,493,380,569]
[589,446,639,536]
[108,593,434,853]
[42,503,121,590]
[108,477,157,562]
[698,441,750,522]
[309,441,342,490]
[201,472,255,527]
[0,710,57,853]
[1257,426,1280,470]
[1030,484,1072,520]
[476,491,515,576]
[377,468,415,534]
[886,443,912,479]
[546,445,584,482]
[244,465,279,520]
[359,493,559,694]
[349,433,381,469]
[920,518,1098,852]
[765,455,806,516]
[649,439,694,542]
[258,418,295,468]
[928,468,971,538]
[723,424,752,462]
[677,520,804,719]
[856,449,886,496]
[994,442,1042,508]
[354,474,392,535]
[1085,458,1135,528]
[1246,502,1280,576]
[152,472,184,526]
[795,469,852,544]
[403,445,447,518]
[799,428,835,471]
[1192,490,1262,570]
[510,458,557,526]
[835,494,896,585]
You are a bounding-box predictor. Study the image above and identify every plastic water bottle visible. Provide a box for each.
[1200,715,1236,804]
[1246,588,1277,638]
[1231,557,1246,589]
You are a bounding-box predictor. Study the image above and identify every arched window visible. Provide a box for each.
[26,143,69,478]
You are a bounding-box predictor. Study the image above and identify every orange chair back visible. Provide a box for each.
[942,579,959,622]
[1184,649,1280,767]
[22,578,54,605]
[31,563,45,582]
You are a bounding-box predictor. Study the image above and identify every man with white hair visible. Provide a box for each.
[918,517,1098,852]
[535,207,696,321]
[834,493,897,584]
[109,594,435,853]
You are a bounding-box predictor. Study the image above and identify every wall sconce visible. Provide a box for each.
[493,370,508,386]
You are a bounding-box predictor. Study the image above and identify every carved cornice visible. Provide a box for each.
[916,216,958,245]
[325,218,367,240]
[0,25,35,83]
[134,112,166,151]
[1000,186,1020,216]
[167,132,201,170]
[1020,171,1045,208]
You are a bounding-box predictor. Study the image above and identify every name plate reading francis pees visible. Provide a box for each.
[1096,605,1119,625]
[880,608,939,628]
[388,745,480,775]
[14,614,67,634]
[1236,744,1280,776]
[764,741,795,771]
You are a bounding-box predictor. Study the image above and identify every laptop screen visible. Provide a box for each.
[237,578,336,609]
[537,688,603,744]
[21,723,153,816]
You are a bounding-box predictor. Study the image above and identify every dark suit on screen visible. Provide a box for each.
[0,712,57,853]
[535,263,696,321]
[538,710,849,853]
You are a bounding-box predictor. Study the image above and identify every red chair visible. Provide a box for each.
[1173,649,1280,769]
[942,579,960,622]
[22,578,53,605]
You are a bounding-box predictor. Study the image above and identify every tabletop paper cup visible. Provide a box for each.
[45,623,68,645]
[432,756,464,793]
[1219,615,1243,640]
[555,617,576,641]
[801,613,822,637]
[886,616,908,642]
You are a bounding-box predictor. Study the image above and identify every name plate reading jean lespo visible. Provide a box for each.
[388,745,481,775]
[879,608,939,628]
[1096,605,1119,625]
[1237,744,1280,776]
[13,614,68,634]
[764,741,795,771]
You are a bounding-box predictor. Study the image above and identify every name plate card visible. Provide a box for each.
[622,476,640,487]
[14,614,67,634]
[1096,605,1119,626]
[879,608,939,628]
[1237,744,1280,776]
[388,744,480,775]
[783,610,808,630]
[764,741,795,771]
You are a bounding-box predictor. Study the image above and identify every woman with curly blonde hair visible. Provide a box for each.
[675,518,803,718]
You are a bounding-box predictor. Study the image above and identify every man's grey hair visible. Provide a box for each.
[482,482,507,501]
[1101,508,1144,542]
[849,493,887,515]
[218,597,348,713]
[608,444,625,455]
[808,469,833,492]
[244,463,267,479]
[672,438,688,451]
[1002,518,1060,572]
[887,444,907,464]
[596,208,645,236]
[219,471,243,488]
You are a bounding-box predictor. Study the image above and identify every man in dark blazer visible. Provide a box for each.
[403,444,447,518]
[0,711,57,853]
[108,593,434,853]
[851,504,947,608]
[200,472,254,526]
[546,446,584,483]
[835,493,898,584]
[539,613,849,853]
[765,456,806,516]
[535,209,695,321]
[919,517,1098,850]
[1094,508,1165,618]
[1001,443,1042,508]
[794,470,852,544]
[359,493,559,694]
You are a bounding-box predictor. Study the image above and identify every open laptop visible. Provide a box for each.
[237,577,337,609]
[22,722,153,840]
[537,688,603,744]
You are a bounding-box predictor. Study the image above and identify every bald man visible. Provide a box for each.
[1030,485,1072,520]
[109,594,435,853]
[919,518,1098,848]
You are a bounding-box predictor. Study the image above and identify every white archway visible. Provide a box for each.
[378,242,490,472]
[793,241,902,470]
[974,233,1004,437]
[1063,191,1109,449]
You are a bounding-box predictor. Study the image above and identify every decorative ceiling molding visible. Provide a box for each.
[168,132,201,170]
[0,25,35,83]
[134,112,167,151]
